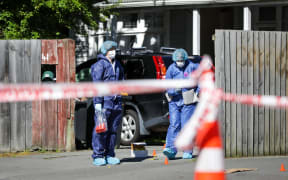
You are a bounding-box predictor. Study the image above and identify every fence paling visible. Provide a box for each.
[215,29,288,156]
[0,39,75,153]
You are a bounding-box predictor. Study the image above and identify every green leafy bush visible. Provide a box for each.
[0,0,117,39]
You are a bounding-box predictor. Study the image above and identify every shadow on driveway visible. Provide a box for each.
[121,156,154,163]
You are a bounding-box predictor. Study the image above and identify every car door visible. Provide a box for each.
[132,56,167,124]
[121,56,165,122]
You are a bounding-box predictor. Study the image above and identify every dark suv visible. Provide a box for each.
[74,48,201,147]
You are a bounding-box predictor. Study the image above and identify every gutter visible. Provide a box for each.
[94,0,288,8]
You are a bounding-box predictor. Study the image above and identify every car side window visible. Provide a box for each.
[76,68,92,82]
[123,58,145,79]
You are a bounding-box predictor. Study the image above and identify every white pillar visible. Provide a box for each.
[243,7,251,31]
[98,22,104,52]
[193,9,200,55]
[135,12,146,48]
[88,30,97,57]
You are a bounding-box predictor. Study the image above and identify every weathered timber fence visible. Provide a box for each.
[215,29,288,157]
[0,39,75,153]
[0,40,41,152]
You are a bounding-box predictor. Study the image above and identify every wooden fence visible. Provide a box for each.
[215,29,288,157]
[0,40,41,152]
[0,39,75,153]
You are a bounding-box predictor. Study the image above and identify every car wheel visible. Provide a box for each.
[120,109,140,146]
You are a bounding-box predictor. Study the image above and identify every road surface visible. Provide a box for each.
[0,145,288,180]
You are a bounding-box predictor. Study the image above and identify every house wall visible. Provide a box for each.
[74,1,288,65]
[169,10,192,54]
[201,7,241,58]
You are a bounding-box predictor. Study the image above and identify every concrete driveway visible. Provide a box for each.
[0,145,288,180]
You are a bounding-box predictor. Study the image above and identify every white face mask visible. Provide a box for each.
[176,61,185,68]
[107,50,116,60]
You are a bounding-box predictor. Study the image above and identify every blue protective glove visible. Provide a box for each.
[95,104,102,112]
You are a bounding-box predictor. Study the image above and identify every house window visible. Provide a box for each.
[282,6,288,31]
[254,6,278,31]
[145,14,153,27]
[259,7,276,21]
[117,35,137,52]
[122,13,138,28]
[257,26,278,31]
[144,13,163,28]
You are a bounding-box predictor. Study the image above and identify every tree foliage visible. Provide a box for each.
[0,0,116,39]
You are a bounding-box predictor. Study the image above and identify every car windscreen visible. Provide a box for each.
[188,55,202,64]
[76,68,92,82]
[161,55,173,68]
[76,58,97,74]
[121,58,145,80]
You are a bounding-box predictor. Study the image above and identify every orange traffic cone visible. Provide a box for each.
[163,143,166,150]
[164,157,169,165]
[280,163,286,172]
[194,120,225,180]
[152,149,157,157]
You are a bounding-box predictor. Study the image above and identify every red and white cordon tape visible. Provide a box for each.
[2,55,287,180]
[0,56,214,103]
[175,63,225,180]
[222,93,288,108]
[194,89,224,180]
[0,79,197,103]
[174,70,216,151]
[0,56,215,103]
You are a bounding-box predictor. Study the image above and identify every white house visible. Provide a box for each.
[74,0,288,65]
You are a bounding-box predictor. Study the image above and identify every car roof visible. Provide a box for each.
[76,58,97,73]
[76,53,172,73]
[76,53,202,73]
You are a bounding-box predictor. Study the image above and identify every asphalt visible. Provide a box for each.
[1,145,288,180]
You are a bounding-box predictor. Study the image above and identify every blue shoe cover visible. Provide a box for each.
[106,156,120,165]
[93,158,106,166]
[182,152,193,159]
[163,148,176,160]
